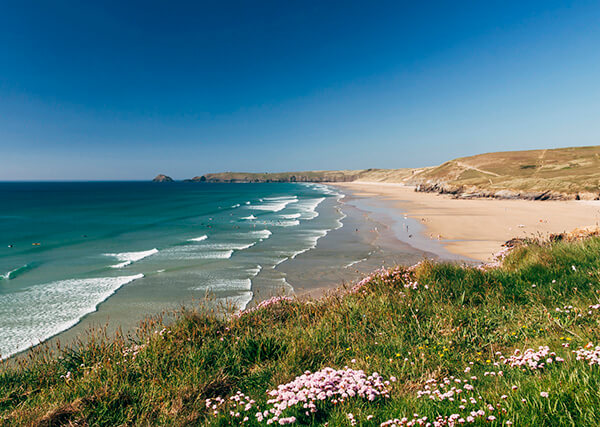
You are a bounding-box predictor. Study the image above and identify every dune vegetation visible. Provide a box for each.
[3,236,600,425]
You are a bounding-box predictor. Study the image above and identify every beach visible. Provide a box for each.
[41,187,442,352]
[1,182,445,361]
[11,178,590,360]
[333,181,600,261]
[277,198,440,298]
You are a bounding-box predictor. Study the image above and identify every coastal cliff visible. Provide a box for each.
[184,170,368,183]
[406,145,600,201]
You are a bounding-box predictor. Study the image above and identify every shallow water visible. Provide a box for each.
[0,182,344,359]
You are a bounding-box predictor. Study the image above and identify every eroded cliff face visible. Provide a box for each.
[412,181,599,201]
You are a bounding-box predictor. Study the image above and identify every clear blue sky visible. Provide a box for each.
[1,1,599,180]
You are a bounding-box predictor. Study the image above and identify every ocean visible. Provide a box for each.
[0,181,346,359]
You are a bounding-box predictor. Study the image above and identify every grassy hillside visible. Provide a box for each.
[3,237,600,425]
[183,145,600,198]
[409,145,600,197]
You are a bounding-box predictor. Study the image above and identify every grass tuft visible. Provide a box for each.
[3,237,600,425]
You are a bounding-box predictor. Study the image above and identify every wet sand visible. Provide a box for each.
[277,198,442,298]
[333,182,600,261]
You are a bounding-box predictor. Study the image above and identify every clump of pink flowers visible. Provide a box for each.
[573,343,600,366]
[235,295,294,318]
[351,264,423,294]
[416,376,477,402]
[503,346,564,371]
[261,367,392,424]
[380,410,491,426]
[479,245,514,270]
[122,343,145,360]
[205,396,226,416]
[205,392,257,422]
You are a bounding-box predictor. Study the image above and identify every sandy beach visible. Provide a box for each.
[333,181,600,262]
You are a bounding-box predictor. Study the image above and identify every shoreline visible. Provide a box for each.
[332,181,600,261]
[6,184,435,362]
[275,191,441,299]
[8,181,505,363]
[7,177,595,363]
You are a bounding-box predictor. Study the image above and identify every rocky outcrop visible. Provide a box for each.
[152,174,174,182]
[413,180,597,201]
[550,225,600,242]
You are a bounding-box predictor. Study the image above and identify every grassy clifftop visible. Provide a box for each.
[186,170,369,183]
[408,145,600,199]
[182,145,600,199]
[3,237,600,425]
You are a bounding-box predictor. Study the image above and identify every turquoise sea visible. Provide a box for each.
[0,182,345,359]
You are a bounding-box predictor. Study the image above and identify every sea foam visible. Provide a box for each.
[250,229,272,239]
[0,273,144,360]
[250,196,298,212]
[295,197,325,220]
[262,219,300,227]
[161,246,234,260]
[201,242,256,251]
[192,278,253,311]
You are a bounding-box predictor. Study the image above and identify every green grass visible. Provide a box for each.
[3,238,600,425]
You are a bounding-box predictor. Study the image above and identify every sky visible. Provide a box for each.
[1,1,599,180]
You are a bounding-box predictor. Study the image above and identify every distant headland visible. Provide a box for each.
[157,145,600,200]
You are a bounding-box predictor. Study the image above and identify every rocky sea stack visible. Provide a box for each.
[152,174,174,182]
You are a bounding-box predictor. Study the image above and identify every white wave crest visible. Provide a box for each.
[1,263,34,281]
[296,197,325,220]
[262,219,300,227]
[192,279,253,311]
[250,196,298,212]
[106,248,159,268]
[193,278,251,293]
[334,211,347,230]
[241,215,257,220]
[193,250,234,259]
[280,213,301,219]
[345,258,367,268]
[201,242,256,251]
[250,229,272,239]
[188,235,208,242]
[284,229,330,260]
[246,265,263,277]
